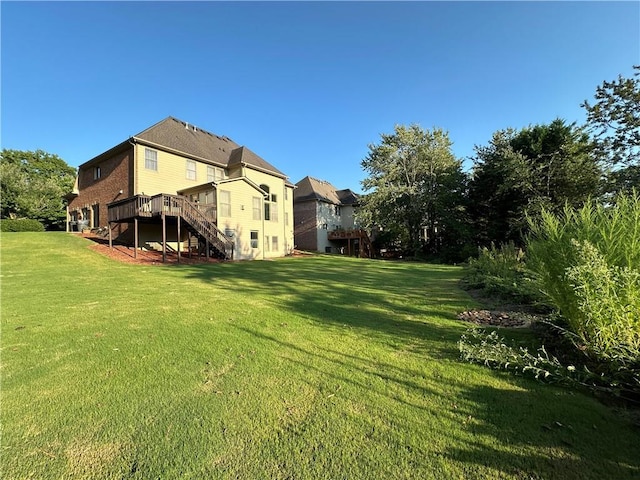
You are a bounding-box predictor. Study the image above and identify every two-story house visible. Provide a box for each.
[67,117,294,261]
[293,176,372,257]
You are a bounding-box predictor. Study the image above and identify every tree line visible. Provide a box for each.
[358,67,639,261]
[1,68,637,244]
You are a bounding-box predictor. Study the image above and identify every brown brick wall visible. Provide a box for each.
[293,201,318,251]
[68,146,133,229]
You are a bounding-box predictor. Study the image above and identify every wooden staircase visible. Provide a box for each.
[158,195,234,260]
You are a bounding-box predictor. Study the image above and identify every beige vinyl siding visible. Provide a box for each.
[215,179,267,260]
[135,144,214,195]
[133,144,293,258]
[244,168,294,256]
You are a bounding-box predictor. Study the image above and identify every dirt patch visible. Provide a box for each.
[81,233,224,266]
[459,288,549,328]
[457,309,538,328]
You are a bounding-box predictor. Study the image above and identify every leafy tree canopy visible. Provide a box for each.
[469,119,601,246]
[582,66,640,168]
[0,149,76,230]
[359,124,468,257]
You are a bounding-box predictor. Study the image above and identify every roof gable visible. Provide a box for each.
[294,176,359,205]
[135,117,239,166]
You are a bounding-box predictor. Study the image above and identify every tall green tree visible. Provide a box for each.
[582,66,640,195]
[359,124,468,257]
[469,119,601,246]
[0,149,76,230]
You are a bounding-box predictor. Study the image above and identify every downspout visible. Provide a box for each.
[129,138,137,195]
[262,194,266,260]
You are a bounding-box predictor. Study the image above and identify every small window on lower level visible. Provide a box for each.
[250,230,258,249]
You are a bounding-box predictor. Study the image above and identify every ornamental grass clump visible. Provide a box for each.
[526,192,640,370]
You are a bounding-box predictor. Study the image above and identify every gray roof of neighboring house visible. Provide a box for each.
[294,176,359,205]
[85,116,289,180]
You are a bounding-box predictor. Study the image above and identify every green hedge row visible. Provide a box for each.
[0,219,45,232]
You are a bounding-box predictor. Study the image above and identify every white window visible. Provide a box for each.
[186,160,197,180]
[250,231,258,249]
[285,212,289,226]
[219,190,231,217]
[335,205,341,216]
[252,197,261,221]
[207,166,227,182]
[145,148,158,171]
[93,166,101,180]
[285,188,288,201]
[271,236,278,252]
[264,235,270,252]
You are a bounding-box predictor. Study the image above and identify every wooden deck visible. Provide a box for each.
[327,229,374,258]
[106,194,231,261]
[107,194,216,223]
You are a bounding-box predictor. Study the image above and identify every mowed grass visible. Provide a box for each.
[1,233,639,480]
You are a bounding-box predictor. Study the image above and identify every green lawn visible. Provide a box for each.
[2,233,639,479]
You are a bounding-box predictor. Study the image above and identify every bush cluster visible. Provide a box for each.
[460,192,640,402]
[0,218,45,232]
[462,242,543,306]
[527,193,640,368]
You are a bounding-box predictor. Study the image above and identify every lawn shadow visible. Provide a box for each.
[442,383,640,479]
[233,324,447,416]
[179,257,473,360]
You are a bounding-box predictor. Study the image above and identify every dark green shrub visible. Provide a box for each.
[0,218,45,232]
[462,242,543,305]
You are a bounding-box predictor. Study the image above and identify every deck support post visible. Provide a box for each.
[108,222,112,249]
[206,239,210,260]
[162,213,167,263]
[177,215,181,264]
[134,218,138,259]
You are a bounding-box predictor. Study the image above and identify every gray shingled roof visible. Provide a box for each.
[134,116,286,177]
[294,176,359,205]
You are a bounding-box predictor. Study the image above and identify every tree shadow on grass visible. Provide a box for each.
[233,324,450,416]
[179,257,472,360]
[442,383,640,480]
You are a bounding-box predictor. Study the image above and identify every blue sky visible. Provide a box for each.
[2,1,638,193]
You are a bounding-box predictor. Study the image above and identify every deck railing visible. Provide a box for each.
[107,195,152,222]
[107,194,232,259]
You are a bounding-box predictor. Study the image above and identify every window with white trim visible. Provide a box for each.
[186,160,197,180]
[250,231,258,249]
[145,148,158,171]
[271,236,278,252]
[252,197,261,221]
[93,166,101,180]
[219,190,231,217]
[207,166,226,182]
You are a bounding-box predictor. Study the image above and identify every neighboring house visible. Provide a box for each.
[66,117,294,261]
[293,176,372,257]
